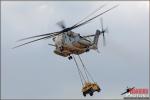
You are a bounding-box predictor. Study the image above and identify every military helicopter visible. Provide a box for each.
[13,5,118,60]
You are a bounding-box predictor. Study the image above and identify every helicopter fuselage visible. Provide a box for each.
[53,31,94,57]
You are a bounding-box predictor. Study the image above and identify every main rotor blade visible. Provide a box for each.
[100,18,104,31]
[13,35,54,49]
[70,5,119,31]
[73,4,106,27]
[48,43,56,47]
[15,5,118,48]
[17,32,59,42]
[38,5,118,35]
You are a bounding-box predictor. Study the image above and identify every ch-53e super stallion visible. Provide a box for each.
[13,4,118,97]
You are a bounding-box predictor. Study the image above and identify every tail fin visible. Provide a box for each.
[92,30,101,49]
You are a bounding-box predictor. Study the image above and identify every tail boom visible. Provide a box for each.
[90,30,101,49]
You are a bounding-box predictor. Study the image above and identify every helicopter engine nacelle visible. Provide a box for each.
[71,34,91,49]
[78,39,91,46]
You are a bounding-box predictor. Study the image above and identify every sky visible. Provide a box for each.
[1,1,149,99]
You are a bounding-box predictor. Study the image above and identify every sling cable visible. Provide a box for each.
[72,55,101,97]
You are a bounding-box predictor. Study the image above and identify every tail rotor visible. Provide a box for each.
[100,18,108,46]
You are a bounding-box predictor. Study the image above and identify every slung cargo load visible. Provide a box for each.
[73,55,101,97]
[82,82,101,96]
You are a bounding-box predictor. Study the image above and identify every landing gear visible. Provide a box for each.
[68,56,72,60]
